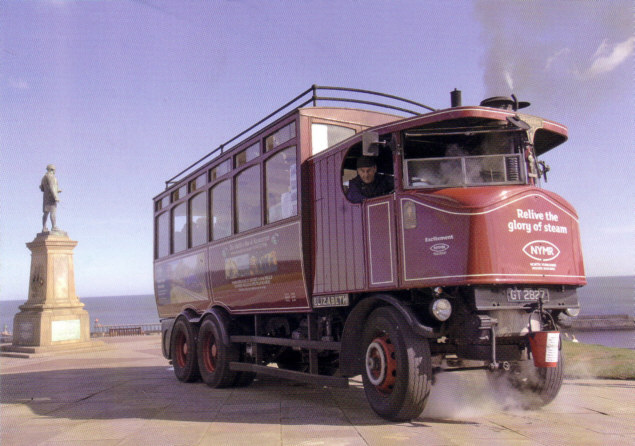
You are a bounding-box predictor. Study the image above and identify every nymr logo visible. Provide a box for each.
[430,243,449,255]
[522,240,560,262]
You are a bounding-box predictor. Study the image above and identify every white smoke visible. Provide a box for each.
[419,370,535,419]
[474,0,634,108]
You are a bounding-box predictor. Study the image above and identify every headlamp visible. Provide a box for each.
[430,298,452,322]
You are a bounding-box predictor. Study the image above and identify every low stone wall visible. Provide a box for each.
[571,314,635,331]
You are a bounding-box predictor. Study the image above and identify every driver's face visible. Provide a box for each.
[357,166,377,184]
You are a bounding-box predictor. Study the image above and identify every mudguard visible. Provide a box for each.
[339,294,434,377]
[163,308,210,360]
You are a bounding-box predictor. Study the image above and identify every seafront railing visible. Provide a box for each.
[91,323,162,337]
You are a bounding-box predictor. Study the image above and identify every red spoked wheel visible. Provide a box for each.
[174,331,188,368]
[201,330,218,373]
[170,318,200,382]
[197,317,240,388]
[361,306,432,421]
[365,335,397,394]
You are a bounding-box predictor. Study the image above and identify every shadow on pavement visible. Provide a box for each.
[1,365,443,427]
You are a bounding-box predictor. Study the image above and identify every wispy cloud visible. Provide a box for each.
[544,48,571,72]
[582,37,635,78]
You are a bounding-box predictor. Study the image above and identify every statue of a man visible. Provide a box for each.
[40,164,62,232]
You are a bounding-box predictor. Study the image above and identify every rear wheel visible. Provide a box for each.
[197,317,239,388]
[488,345,564,409]
[361,307,432,421]
[171,318,200,382]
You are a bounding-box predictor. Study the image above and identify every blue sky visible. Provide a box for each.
[1,0,633,300]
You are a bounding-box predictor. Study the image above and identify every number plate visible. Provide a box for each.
[313,294,350,308]
[506,288,550,303]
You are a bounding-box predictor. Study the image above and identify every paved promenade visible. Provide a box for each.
[1,335,633,446]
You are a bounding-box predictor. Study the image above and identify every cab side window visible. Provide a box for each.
[341,142,394,203]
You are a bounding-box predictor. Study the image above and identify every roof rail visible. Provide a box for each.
[164,85,436,189]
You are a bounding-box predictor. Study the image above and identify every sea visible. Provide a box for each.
[1,276,633,349]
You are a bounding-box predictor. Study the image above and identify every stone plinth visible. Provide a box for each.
[1,232,106,357]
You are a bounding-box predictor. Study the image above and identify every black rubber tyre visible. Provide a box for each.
[170,318,200,382]
[361,306,432,421]
[197,317,239,388]
[488,344,565,409]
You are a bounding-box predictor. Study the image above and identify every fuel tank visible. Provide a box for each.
[397,186,586,288]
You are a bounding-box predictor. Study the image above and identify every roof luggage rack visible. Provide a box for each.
[164,85,436,189]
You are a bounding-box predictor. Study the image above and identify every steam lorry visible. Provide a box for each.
[153,86,584,420]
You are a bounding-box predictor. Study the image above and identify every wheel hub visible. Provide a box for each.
[365,335,396,393]
[203,335,218,372]
[175,333,187,367]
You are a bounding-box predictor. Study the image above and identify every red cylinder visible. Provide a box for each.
[528,331,560,367]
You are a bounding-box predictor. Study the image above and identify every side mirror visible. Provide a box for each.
[362,131,381,156]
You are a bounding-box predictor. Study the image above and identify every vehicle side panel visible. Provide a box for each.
[398,187,585,287]
[208,220,310,313]
[398,197,471,284]
[154,248,211,318]
[312,152,366,294]
[366,198,398,287]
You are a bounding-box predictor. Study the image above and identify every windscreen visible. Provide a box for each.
[403,126,527,189]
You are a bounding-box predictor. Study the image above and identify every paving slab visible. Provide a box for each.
[1,335,633,446]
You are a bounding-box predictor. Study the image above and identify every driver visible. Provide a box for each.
[346,156,393,203]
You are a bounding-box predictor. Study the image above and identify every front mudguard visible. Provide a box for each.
[339,294,434,377]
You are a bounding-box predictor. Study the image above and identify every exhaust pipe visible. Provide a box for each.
[450,88,462,107]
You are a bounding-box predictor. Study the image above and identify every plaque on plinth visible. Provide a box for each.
[1,231,107,357]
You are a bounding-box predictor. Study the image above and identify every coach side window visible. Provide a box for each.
[156,211,169,258]
[266,122,295,151]
[266,146,297,223]
[172,202,187,253]
[211,179,232,240]
[311,123,355,155]
[235,165,261,232]
[190,192,207,247]
[235,142,260,168]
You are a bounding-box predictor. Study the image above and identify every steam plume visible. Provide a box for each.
[475,0,633,110]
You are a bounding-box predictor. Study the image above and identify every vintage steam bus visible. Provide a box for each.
[153,86,584,420]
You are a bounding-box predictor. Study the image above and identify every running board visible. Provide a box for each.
[229,362,349,388]
[230,335,341,351]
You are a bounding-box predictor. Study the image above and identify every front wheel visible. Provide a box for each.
[488,346,564,409]
[361,306,432,421]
